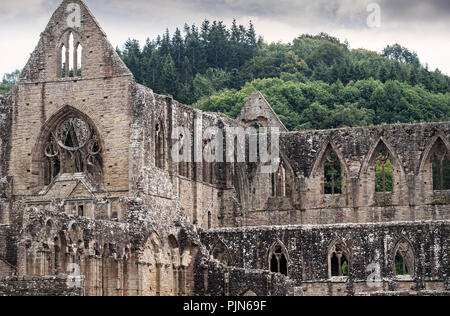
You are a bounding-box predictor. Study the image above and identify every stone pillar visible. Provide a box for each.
[407,173,416,221]
[351,176,360,223]
[297,175,307,224]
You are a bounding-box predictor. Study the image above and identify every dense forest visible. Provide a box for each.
[1,20,449,131]
[115,20,449,131]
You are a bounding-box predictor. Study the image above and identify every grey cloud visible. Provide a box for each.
[95,0,450,31]
[2,0,450,25]
[0,0,55,17]
[0,0,449,76]
[377,0,450,21]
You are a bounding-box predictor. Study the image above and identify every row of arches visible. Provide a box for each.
[154,120,450,198]
[153,119,217,185]
[263,136,450,206]
[152,103,450,199]
[313,137,450,195]
[22,216,193,296]
[211,238,416,279]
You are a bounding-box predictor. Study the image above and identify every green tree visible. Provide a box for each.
[161,54,180,96]
[0,70,20,95]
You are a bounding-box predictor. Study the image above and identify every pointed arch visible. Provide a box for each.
[149,231,162,254]
[359,138,406,198]
[31,105,104,191]
[419,135,450,191]
[211,240,231,266]
[44,218,56,235]
[360,137,405,179]
[328,240,350,278]
[310,142,350,195]
[268,240,288,276]
[270,152,295,199]
[75,42,83,77]
[59,43,66,77]
[393,237,415,277]
[68,221,83,246]
[58,29,82,78]
[68,32,75,76]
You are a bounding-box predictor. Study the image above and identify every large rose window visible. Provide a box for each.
[43,116,102,185]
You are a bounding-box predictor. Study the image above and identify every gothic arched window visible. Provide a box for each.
[394,239,415,277]
[271,160,292,198]
[76,43,83,77]
[324,151,342,195]
[430,139,450,191]
[43,115,102,185]
[328,242,349,278]
[375,149,393,193]
[269,243,288,276]
[59,30,82,78]
[211,241,230,266]
[60,44,66,77]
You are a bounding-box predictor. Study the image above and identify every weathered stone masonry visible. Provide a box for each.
[0,0,448,296]
[201,221,449,296]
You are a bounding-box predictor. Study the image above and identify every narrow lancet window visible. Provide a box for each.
[324,152,342,195]
[76,43,82,77]
[375,150,393,193]
[68,32,75,77]
[61,44,66,77]
[431,141,450,191]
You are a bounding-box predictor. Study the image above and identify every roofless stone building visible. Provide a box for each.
[0,0,448,296]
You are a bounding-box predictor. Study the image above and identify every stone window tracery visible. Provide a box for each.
[59,30,82,78]
[324,151,342,195]
[44,116,102,185]
[375,149,393,193]
[394,239,414,277]
[271,160,292,198]
[211,241,230,266]
[328,242,349,278]
[269,243,288,276]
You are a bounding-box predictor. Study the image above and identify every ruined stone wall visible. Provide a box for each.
[201,221,449,296]
[130,83,239,230]
[127,79,450,230]
[4,201,204,296]
[0,92,13,225]
[0,276,84,296]
[9,0,134,196]
[0,92,13,179]
[1,0,448,297]
[236,122,450,226]
[0,225,15,277]
[131,85,450,229]
[196,261,295,296]
[9,75,134,195]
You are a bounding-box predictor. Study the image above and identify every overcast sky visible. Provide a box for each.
[1,0,449,78]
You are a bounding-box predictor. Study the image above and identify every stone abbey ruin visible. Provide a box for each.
[0,0,448,296]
